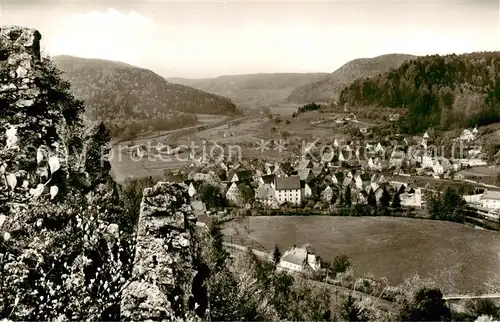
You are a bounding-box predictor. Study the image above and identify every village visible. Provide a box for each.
[139,123,500,230]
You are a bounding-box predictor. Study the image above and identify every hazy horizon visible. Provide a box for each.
[1,0,499,78]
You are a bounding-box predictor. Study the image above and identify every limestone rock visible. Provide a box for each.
[121,181,198,321]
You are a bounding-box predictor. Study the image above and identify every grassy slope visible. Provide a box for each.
[223,216,500,294]
[287,54,417,104]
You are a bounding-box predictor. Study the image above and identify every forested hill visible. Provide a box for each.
[287,54,416,103]
[53,55,239,138]
[339,52,500,134]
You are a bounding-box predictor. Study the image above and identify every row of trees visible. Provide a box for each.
[338,186,402,211]
[107,113,198,141]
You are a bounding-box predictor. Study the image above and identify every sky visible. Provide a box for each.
[1,0,499,78]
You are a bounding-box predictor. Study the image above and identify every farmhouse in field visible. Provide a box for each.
[277,245,321,273]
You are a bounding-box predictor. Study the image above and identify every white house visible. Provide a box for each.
[459,129,475,142]
[301,181,312,199]
[479,190,500,211]
[375,143,384,154]
[188,182,198,198]
[321,186,334,202]
[400,188,423,207]
[421,154,434,169]
[423,131,429,139]
[338,151,345,162]
[225,182,242,204]
[472,127,479,135]
[460,158,488,167]
[277,245,321,273]
[275,176,302,205]
[255,184,278,208]
[193,173,211,182]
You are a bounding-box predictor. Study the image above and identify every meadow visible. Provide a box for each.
[223,216,500,294]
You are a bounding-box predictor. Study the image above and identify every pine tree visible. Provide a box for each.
[273,244,281,267]
[368,188,377,208]
[344,187,352,207]
[380,186,391,209]
[392,191,402,208]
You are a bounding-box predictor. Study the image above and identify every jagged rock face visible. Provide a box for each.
[121,181,198,321]
[0,25,83,209]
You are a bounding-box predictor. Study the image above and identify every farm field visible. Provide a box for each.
[459,165,500,177]
[223,216,500,294]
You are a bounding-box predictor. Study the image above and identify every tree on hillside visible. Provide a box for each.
[339,294,368,322]
[344,187,352,207]
[379,186,391,209]
[398,287,451,321]
[200,183,227,209]
[239,184,254,205]
[207,220,229,270]
[427,188,466,223]
[465,299,500,320]
[273,244,282,267]
[392,191,402,208]
[332,254,351,275]
[367,188,377,208]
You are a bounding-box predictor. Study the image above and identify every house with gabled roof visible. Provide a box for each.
[338,151,345,162]
[331,172,344,186]
[273,164,287,177]
[479,190,500,211]
[342,176,353,189]
[275,176,302,205]
[321,151,335,164]
[311,165,324,177]
[226,182,242,205]
[258,174,276,188]
[297,168,312,181]
[277,245,321,273]
[255,184,278,209]
[185,180,204,198]
[459,129,475,142]
[301,181,312,199]
[296,159,312,170]
[371,173,387,185]
[321,186,335,202]
[400,187,423,207]
[229,170,253,183]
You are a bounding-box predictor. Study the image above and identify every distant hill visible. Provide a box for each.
[53,55,239,139]
[287,54,417,103]
[168,73,328,109]
[338,52,500,134]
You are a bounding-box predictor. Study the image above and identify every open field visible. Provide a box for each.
[459,166,500,177]
[223,216,500,294]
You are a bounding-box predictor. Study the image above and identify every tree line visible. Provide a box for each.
[339,52,500,133]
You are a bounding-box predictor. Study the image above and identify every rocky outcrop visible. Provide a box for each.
[121,181,199,321]
[0,25,85,210]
